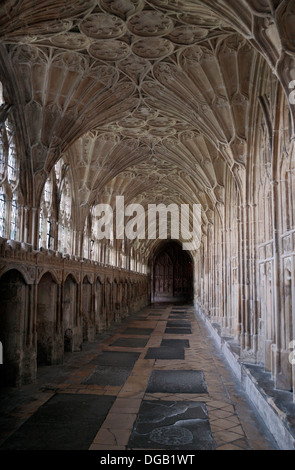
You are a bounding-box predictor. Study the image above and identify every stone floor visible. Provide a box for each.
[0,304,279,451]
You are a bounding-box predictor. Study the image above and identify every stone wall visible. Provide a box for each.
[0,238,150,387]
[194,84,295,404]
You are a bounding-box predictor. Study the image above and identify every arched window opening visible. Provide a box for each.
[58,177,72,254]
[39,210,44,248]
[0,187,6,238]
[89,205,99,261]
[0,118,18,185]
[10,195,18,240]
[39,209,53,250]
[7,123,17,186]
[0,87,19,242]
[0,130,5,177]
[83,221,89,259]
[82,214,92,260]
[44,179,52,206]
[39,177,54,250]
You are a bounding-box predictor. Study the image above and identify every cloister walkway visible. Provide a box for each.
[0,304,277,451]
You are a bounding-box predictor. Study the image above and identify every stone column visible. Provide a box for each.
[271,179,285,389]
[23,206,29,244]
[31,207,38,250]
[250,203,259,357]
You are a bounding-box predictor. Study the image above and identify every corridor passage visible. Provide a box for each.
[0,304,278,451]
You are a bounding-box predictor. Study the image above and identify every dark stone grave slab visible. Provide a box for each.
[144,347,185,360]
[0,393,116,450]
[146,370,208,394]
[82,365,132,386]
[165,328,192,335]
[169,317,189,321]
[128,400,215,450]
[170,311,188,313]
[167,321,191,328]
[90,351,140,367]
[161,339,190,349]
[122,327,154,336]
[170,310,188,316]
[170,313,188,317]
[110,337,149,348]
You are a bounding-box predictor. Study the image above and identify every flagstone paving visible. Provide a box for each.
[0,304,278,450]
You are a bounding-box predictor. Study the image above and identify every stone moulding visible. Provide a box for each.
[0,237,148,284]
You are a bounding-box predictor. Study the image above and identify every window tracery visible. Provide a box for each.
[58,176,71,254]
[39,158,73,254]
[0,85,20,241]
[0,186,6,238]
[39,178,53,249]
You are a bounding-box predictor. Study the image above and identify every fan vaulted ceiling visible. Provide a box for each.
[0,0,293,256]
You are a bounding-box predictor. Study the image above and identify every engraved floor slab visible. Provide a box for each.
[144,347,185,360]
[110,337,149,348]
[0,393,116,450]
[161,339,190,348]
[82,365,132,386]
[170,314,188,317]
[165,328,192,335]
[122,328,154,336]
[90,351,140,367]
[128,400,215,450]
[168,313,189,318]
[146,370,208,394]
[169,317,189,321]
[167,321,191,328]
